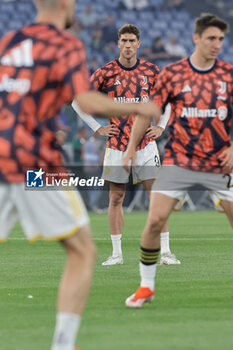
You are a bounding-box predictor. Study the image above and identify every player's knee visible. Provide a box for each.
[63,226,97,264]
[86,238,97,263]
[79,232,97,265]
[109,191,125,207]
[147,213,166,233]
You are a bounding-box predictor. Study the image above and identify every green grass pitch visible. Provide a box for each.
[0,210,233,350]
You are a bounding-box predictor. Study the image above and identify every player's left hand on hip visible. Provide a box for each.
[146,126,164,139]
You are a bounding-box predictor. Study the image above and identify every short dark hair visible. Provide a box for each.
[118,24,140,40]
[194,13,230,36]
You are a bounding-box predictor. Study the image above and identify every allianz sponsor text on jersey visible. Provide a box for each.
[181,107,228,120]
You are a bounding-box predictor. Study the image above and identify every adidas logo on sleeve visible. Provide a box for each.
[0,39,34,67]
[114,80,121,85]
[181,85,192,93]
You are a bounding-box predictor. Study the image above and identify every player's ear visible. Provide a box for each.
[192,33,199,45]
[137,40,141,49]
[118,39,120,49]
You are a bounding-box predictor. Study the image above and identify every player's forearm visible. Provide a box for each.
[128,116,151,150]
[75,91,141,118]
[71,100,101,132]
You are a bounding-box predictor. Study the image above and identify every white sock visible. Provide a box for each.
[51,313,81,350]
[140,262,156,291]
[111,234,122,256]
[160,231,171,255]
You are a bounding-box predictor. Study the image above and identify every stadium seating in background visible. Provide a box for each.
[1,0,233,211]
[1,0,233,68]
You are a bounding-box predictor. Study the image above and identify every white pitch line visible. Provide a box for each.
[94,237,233,241]
[5,237,233,241]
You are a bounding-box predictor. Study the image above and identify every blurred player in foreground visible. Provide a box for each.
[123,13,233,308]
[0,0,160,348]
[73,24,180,266]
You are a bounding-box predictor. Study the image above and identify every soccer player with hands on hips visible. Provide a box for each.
[73,24,180,267]
[123,13,233,308]
[0,1,160,349]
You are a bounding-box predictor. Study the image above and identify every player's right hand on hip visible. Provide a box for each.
[97,125,120,137]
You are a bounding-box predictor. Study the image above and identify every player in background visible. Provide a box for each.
[0,1,160,349]
[73,24,180,266]
[123,13,233,308]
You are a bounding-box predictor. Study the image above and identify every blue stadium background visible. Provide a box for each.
[1,0,233,211]
[1,0,233,67]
